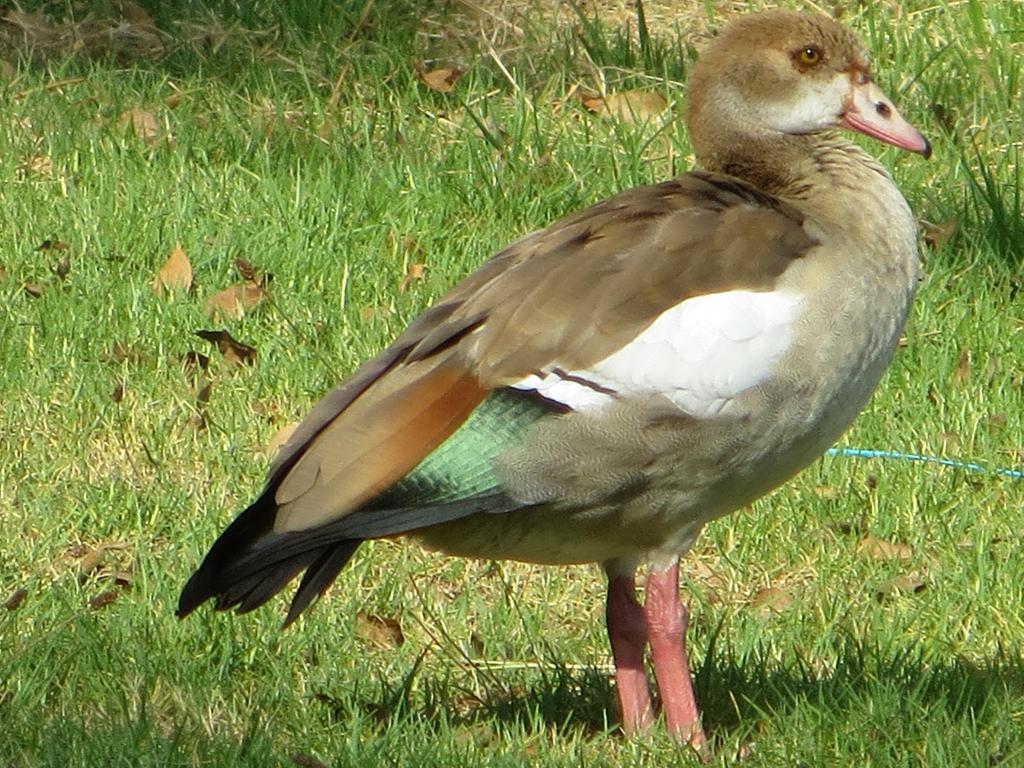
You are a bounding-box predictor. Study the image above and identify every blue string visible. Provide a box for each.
[826,447,1024,480]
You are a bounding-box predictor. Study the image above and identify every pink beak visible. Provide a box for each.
[840,79,931,159]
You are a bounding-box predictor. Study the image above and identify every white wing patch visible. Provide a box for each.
[512,290,804,417]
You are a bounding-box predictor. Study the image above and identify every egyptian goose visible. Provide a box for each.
[179,10,929,755]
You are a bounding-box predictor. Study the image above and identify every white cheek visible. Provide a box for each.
[760,72,850,134]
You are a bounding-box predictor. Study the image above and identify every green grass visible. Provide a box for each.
[1,0,1023,765]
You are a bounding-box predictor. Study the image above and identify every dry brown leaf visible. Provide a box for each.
[36,238,69,251]
[923,218,958,250]
[986,412,1007,431]
[939,431,962,452]
[119,108,161,146]
[104,342,147,365]
[265,423,298,457]
[420,67,461,92]
[235,257,259,283]
[290,754,329,768]
[581,89,668,123]
[22,282,44,298]
[984,354,999,385]
[812,485,839,499]
[165,91,182,109]
[856,535,913,561]
[355,612,405,649]
[181,350,210,379]
[876,572,927,600]
[4,588,27,611]
[203,282,268,319]
[78,547,107,582]
[951,347,970,386]
[196,380,213,405]
[152,244,192,295]
[17,154,53,177]
[398,262,427,293]
[2,9,60,44]
[195,329,257,367]
[111,381,124,402]
[748,586,794,615]
[88,589,120,610]
[360,304,393,321]
[52,254,71,280]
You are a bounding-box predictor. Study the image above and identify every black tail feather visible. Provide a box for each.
[178,488,520,625]
[283,541,361,627]
[177,492,364,624]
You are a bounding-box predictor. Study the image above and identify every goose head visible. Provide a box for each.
[686,10,931,169]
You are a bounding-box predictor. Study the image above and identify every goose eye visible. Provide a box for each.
[797,45,822,66]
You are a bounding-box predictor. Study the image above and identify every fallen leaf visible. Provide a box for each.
[203,282,268,319]
[37,239,69,251]
[235,257,260,283]
[2,9,60,45]
[22,282,44,297]
[4,588,27,611]
[827,520,859,536]
[984,355,999,385]
[88,590,120,610]
[875,572,927,600]
[165,91,182,109]
[52,254,71,280]
[181,350,210,379]
[195,329,257,366]
[951,347,970,386]
[469,631,486,657]
[452,722,498,749]
[152,244,192,295]
[359,304,393,321]
[420,67,461,92]
[856,535,913,561]
[930,102,957,132]
[398,262,427,293]
[78,547,107,582]
[939,431,962,452]
[986,413,1007,431]
[290,754,329,768]
[748,586,794,615]
[196,380,213,405]
[580,89,668,123]
[355,612,404,649]
[812,485,839,499]
[111,381,124,402]
[17,154,52,177]
[923,218,958,250]
[119,108,161,146]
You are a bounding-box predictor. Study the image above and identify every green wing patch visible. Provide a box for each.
[374,389,555,508]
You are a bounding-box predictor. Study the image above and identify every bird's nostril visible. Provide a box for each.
[875,101,892,118]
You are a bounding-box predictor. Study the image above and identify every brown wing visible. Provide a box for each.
[269,171,815,533]
[178,171,815,623]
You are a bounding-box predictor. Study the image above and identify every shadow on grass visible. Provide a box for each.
[317,635,1024,748]
[0,0,428,80]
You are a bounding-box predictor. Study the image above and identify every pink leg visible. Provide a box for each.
[605,574,655,733]
[645,561,709,758]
